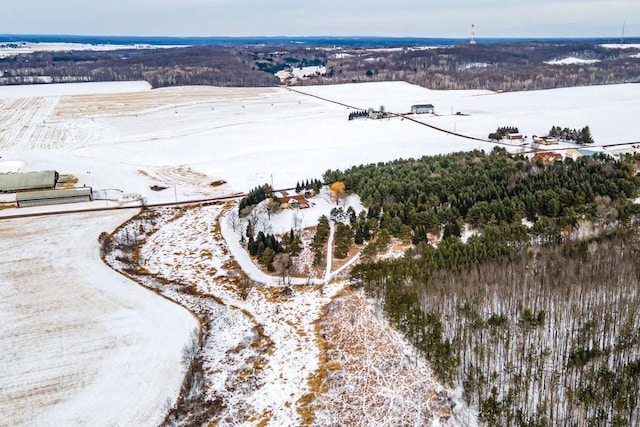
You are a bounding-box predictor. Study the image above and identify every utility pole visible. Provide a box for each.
[174,183,177,203]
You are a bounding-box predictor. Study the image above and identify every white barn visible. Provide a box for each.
[411,104,435,114]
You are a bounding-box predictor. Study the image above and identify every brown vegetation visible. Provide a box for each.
[311,289,456,426]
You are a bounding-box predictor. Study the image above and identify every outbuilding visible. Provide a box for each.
[16,187,93,208]
[411,104,435,114]
[0,170,58,193]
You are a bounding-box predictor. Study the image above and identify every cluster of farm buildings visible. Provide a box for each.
[349,103,436,121]
[0,170,92,208]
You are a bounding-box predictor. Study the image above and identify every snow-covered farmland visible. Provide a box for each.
[0,210,197,425]
[0,42,183,58]
[2,79,640,425]
[1,80,638,207]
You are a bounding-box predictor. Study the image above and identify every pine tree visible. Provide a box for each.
[580,126,594,144]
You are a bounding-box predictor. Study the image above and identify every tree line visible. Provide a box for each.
[548,125,594,144]
[2,41,638,92]
[314,42,640,92]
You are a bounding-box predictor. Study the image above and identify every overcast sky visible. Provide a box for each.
[2,0,638,39]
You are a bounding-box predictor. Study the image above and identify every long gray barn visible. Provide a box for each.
[0,170,58,193]
[16,187,93,208]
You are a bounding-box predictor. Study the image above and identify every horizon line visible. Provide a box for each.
[1,33,638,41]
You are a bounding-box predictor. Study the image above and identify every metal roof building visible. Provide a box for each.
[16,187,92,208]
[411,104,435,114]
[0,170,58,193]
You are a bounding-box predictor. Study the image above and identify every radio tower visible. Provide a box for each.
[470,23,477,45]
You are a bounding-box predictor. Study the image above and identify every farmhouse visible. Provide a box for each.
[532,152,563,163]
[277,192,310,209]
[0,170,58,193]
[16,187,93,208]
[411,104,435,114]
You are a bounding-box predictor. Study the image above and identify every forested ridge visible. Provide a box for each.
[323,149,640,425]
[1,41,638,91]
[316,42,640,91]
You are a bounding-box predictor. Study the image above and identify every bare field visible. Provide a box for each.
[53,86,279,118]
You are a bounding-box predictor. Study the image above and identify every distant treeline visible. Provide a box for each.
[314,42,640,91]
[1,42,638,91]
[0,46,281,88]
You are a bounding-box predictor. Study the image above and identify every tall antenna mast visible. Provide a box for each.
[621,21,626,44]
[470,23,477,45]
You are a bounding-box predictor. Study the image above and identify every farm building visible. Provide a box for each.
[505,133,524,141]
[411,104,435,114]
[16,187,93,208]
[566,149,583,160]
[277,193,310,209]
[0,170,58,193]
[532,152,563,163]
[532,136,559,145]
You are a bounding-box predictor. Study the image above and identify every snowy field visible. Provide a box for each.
[0,210,197,425]
[0,42,182,58]
[1,80,639,425]
[1,80,639,208]
[544,57,601,65]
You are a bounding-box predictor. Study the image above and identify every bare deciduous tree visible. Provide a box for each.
[225,208,242,233]
[292,211,303,232]
[273,253,293,285]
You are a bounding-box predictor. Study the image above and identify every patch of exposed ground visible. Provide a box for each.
[310,289,457,426]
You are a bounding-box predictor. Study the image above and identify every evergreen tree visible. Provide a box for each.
[579,126,594,144]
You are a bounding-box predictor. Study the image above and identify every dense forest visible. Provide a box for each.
[1,41,638,91]
[0,46,280,87]
[323,149,640,425]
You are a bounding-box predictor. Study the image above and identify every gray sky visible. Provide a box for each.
[2,0,638,38]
